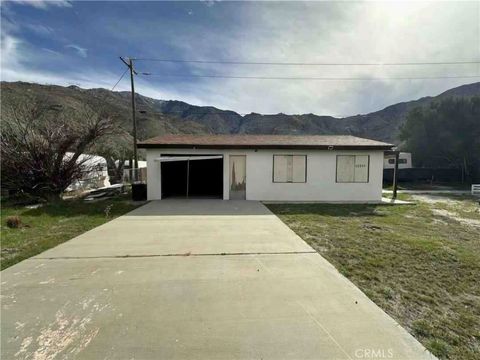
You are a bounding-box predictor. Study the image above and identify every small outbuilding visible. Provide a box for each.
[138,134,393,203]
[384,151,412,169]
[65,153,111,191]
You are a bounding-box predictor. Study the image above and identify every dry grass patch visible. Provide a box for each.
[1,195,143,270]
[267,195,480,359]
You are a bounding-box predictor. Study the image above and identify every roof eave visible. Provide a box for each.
[137,143,394,151]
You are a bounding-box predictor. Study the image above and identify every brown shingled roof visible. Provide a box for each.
[137,134,394,150]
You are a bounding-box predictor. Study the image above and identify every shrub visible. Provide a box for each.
[6,216,22,228]
[412,319,432,337]
[104,204,113,218]
[382,286,395,300]
[427,339,450,358]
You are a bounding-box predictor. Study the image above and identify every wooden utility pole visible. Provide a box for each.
[186,159,190,198]
[120,57,139,181]
[392,150,400,200]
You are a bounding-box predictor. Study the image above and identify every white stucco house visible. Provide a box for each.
[138,134,393,203]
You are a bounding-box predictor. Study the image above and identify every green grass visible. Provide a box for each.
[267,196,480,360]
[1,195,143,270]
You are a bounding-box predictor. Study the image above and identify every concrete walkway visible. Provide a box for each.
[382,189,470,195]
[1,200,434,359]
[381,197,415,205]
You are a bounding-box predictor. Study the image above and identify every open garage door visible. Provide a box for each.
[156,155,223,199]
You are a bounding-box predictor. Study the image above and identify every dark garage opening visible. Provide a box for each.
[161,155,223,199]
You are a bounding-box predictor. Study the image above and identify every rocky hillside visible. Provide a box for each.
[2,81,479,143]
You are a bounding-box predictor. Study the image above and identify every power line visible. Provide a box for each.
[139,73,480,81]
[111,68,129,91]
[134,58,480,66]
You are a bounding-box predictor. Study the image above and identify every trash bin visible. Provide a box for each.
[131,183,147,201]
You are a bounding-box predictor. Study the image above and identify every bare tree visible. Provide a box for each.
[1,100,118,201]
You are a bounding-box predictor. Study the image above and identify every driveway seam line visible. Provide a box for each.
[32,251,317,260]
[296,300,354,360]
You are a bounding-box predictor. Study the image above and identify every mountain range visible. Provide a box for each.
[2,81,479,144]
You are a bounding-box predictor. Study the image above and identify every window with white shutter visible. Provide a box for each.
[336,155,355,182]
[292,155,306,182]
[354,155,369,182]
[336,155,370,183]
[273,155,306,183]
[273,155,288,182]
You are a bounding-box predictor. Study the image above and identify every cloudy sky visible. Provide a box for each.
[1,0,479,116]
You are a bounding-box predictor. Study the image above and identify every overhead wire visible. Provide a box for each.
[138,73,480,81]
[133,58,480,66]
[111,68,129,91]
[124,56,480,118]
[131,56,480,82]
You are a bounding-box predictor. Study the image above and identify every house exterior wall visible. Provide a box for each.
[145,148,385,203]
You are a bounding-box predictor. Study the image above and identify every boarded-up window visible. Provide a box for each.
[336,155,370,183]
[273,155,306,183]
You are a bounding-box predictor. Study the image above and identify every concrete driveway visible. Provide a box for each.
[1,200,433,359]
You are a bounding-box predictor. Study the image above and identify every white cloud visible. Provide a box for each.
[0,11,204,104]
[0,30,205,106]
[201,0,218,7]
[0,32,22,71]
[65,44,87,58]
[144,2,479,115]
[1,2,479,116]
[41,47,62,56]
[9,0,71,9]
[24,23,54,35]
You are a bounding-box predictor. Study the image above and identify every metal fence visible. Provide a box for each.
[123,167,147,184]
[472,184,480,196]
[383,168,463,183]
